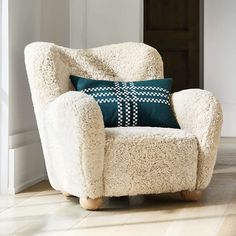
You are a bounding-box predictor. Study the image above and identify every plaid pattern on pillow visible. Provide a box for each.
[70,76,180,128]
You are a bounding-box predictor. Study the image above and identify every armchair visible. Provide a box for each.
[25,42,222,210]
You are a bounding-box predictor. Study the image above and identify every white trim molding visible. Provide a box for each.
[1,0,47,194]
[9,142,47,194]
[0,0,10,194]
[9,129,40,149]
[139,0,144,43]
[8,130,47,194]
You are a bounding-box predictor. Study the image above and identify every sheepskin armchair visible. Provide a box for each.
[25,42,223,210]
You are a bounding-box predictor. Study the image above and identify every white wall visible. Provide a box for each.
[0,1,2,84]
[204,0,236,137]
[70,0,142,49]
[70,0,87,48]
[87,0,142,48]
[6,0,45,193]
[41,0,70,47]
[0,0,9,193]
[1,0,70,193]
[9,0,41,135]
[9,0,70,136]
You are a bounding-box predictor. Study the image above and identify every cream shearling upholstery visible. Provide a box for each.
[25,42,223,199]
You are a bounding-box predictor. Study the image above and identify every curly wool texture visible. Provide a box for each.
[44,92,105,198]
[104,127,198,196]
[172,89,223,189]
[25,42,222,198]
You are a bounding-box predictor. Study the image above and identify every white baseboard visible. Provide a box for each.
[8,131,47,194]
[8,175,48,194]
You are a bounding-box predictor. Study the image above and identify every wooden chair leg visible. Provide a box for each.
[80,197,103,210]
[180,190,202,201]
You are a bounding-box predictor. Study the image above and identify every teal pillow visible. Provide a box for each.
[70,76,180,128]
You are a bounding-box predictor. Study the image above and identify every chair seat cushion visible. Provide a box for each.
[103,127,198,196]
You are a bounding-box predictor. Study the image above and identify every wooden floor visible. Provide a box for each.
[0,139,236,236]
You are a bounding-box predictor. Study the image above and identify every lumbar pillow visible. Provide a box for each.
[70,76,180,128]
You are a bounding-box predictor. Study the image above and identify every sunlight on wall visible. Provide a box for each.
[0,0,10,193]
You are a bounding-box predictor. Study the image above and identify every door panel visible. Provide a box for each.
[144,0,203,92]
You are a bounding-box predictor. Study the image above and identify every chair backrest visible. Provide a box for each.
[25,42,163,112]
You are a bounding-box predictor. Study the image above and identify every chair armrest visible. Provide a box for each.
[171,89,223,189]
[41,91,105,198]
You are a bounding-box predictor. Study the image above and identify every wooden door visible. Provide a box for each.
[144,0,203,92]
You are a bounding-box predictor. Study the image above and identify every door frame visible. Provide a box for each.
[199,0,204,88]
